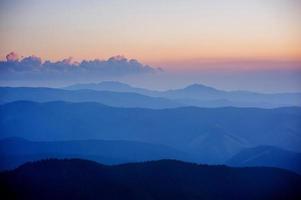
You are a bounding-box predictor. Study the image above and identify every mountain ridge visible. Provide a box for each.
[0,137,193,171]
[65,81,301,95]
[2,83,301,108]
[64,81,301,108]
[1,158,301,200]
[0,87,183,109]
[1,101,300,163]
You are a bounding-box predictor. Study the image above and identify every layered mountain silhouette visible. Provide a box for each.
[2,138,301,174]
[0,137,192,171]
[1,159,301,200]
[0,87,182,109]
[1,82,300,108]
[1,82,301,199]
[65,81,301,108]
[65,81,155,95]
[1,101,300,163]
[227,146,301,174]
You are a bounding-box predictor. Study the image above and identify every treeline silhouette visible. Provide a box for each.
[1,159,301,200]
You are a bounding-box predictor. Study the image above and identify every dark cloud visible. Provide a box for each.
[0,53,162,81]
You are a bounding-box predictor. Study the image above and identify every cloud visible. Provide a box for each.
[0,53,162,81]
[21,55,42,66]
[6,52,19,62]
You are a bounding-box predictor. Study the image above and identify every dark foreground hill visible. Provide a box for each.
[1,159,301,200]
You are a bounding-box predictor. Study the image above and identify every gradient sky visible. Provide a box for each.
[0,0,301,92]
[1,0,300,64]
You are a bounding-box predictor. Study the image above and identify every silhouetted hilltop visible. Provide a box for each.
[1,159,301,200]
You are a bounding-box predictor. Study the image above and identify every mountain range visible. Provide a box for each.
[1,81,300,109]
[65,81,301,108]
[1,159,300,200]
[1,137,301,175]
[0,87,182,109]
[1,101,300,163]
[1,83,301,198]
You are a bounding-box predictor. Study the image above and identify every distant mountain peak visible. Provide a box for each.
[183,83,219,92]
[97,81,131,87]
[98,80,127,85]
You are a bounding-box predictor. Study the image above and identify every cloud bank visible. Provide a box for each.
[0,52,162,81]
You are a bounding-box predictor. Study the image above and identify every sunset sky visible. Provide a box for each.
[1,0,300,63]
[0,0,300,91]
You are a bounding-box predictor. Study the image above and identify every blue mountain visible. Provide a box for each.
[1,101,300,163]
[0,87,182,109]
[227,146,301,174]
[65,81,301,108]
[0,137,192,171]
[65,81,156,95]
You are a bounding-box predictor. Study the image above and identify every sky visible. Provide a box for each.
[0,0,300,92]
